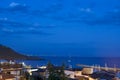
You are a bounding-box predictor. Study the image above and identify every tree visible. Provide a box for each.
[47,62,68,80]
[47,62,56,80]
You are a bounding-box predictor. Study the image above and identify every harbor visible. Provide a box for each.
[0,0,120,79]
[0,44,120,80]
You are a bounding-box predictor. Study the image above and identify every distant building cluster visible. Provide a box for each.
[0,45,120,80]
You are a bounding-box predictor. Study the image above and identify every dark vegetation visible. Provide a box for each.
[0,44,41,60]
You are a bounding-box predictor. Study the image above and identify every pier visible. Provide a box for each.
[77,64,120,72]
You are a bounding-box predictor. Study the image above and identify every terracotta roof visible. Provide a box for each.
[0,73,15,79]
[0,63,22,69]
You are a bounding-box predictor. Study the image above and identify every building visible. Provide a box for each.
[82,68,94,75]
[64,68,96,80]
[0,73,15,80]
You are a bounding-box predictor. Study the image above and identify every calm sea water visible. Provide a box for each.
[23,56,120,68]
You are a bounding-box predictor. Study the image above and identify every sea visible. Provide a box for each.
[23,56,120,68]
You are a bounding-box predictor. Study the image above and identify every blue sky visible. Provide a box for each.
[0,0,120,57]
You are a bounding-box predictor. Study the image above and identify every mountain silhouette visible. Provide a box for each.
[0,44,42,60]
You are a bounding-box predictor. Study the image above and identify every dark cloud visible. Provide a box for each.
[0,19,53,35]
[0,19,30,28]
[44,3,62,13]
[0,3,29,14]
[0,2,63,17]
[1,28,49,35]
[0,19,55,28]
[51,10,95,23]
[0,25,51,35]
[9,4,29,13]
[0,1,119,27]
[29,3,63,17]
[84,11,120,26]
[52,9,120,26]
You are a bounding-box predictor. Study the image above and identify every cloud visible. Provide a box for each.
[52,8,120,26]
[9,2,20,7]
[2,28,14,33]
[0,19,31,28]
[84,10,120,26]
[0,18,53,35]
[29,3,63,17]
[1,28,48,35]
[79,8,92,13]
[0,18,54,28]
[9,2,29,13]
[51,9,94,23]
[0,2,29,14]
[0,3,29,14]
[0,2,63,17]
[0,17,8,21]
[4,1,120,27]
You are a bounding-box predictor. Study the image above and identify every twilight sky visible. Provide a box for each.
[0,0,120,57]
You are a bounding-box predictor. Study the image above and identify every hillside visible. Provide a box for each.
[0,44,42,60]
